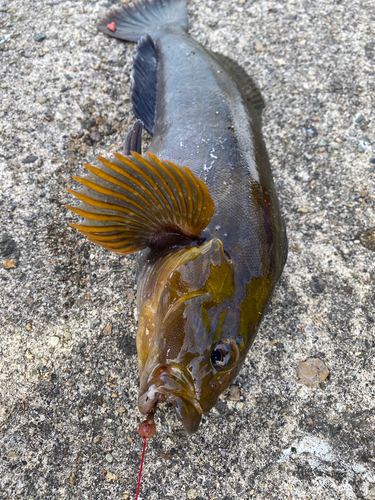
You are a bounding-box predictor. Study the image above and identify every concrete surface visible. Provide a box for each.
[0,0,374,498]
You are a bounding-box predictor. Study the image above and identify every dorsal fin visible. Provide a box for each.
[210,51,265,121]
[66,152,214,256]
[131,35,159,135]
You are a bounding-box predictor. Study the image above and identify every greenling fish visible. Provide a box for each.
[67,0,287,434]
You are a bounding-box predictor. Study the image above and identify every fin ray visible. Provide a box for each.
[97,156,167,217]
[66,189,152,229]
[72,175,160,228]
[82,164,158,215]
[67,152,214,256]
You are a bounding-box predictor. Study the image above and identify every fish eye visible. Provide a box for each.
[210,340,234,371]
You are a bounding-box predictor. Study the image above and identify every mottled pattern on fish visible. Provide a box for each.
[68,0,287,433]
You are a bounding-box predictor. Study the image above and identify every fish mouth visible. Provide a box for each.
[138,364,202,434]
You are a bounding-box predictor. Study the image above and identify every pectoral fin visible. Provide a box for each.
[67,152,214,255]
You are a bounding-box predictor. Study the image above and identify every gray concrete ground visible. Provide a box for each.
[0,0,374,498]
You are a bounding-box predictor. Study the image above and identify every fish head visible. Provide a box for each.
[138,237,243,433]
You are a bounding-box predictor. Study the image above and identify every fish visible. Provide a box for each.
[67,0,287,434]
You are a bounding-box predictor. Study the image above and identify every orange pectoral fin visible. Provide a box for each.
[67,152,214,256]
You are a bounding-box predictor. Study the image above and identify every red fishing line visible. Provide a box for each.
[135,437,147,500]
[136,413,156,499]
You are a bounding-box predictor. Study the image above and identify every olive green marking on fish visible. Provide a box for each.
[136,244,210,373]
[159,239,234,328]
[160,239,235,339]
[238,275,272,350]
[67,152,214,255]
[136,239,234,375]
[200,259,235,336]
[211,309,227,346]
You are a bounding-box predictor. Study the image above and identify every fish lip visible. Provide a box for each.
[138,364,203,430]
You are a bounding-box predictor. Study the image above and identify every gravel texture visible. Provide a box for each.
[0,0,374,499]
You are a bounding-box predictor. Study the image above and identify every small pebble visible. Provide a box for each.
[188,489,197,499]
[91,318,101,329]
[359,228,375,251]
[0,34,12,44]
[290,245,301,254]
[24,215,37,222]
[297,358,329,388]
[355,116,364,123]
[35,34,46,42]
[227,385,241,401]
[3,259,17,269]
[358,137,371,152]
[254,39,266,52]
[103,322,112,335]
[22,155,38,164]
[90,131,102,142]
[106,472,117,483]
[310,281,324,294]
[105,453,113,463]
[49,336,59,346]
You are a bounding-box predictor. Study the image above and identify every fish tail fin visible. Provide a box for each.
[66,152,214,256]
[97,0,188,42]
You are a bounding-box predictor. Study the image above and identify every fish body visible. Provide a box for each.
[68,0,287,433]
